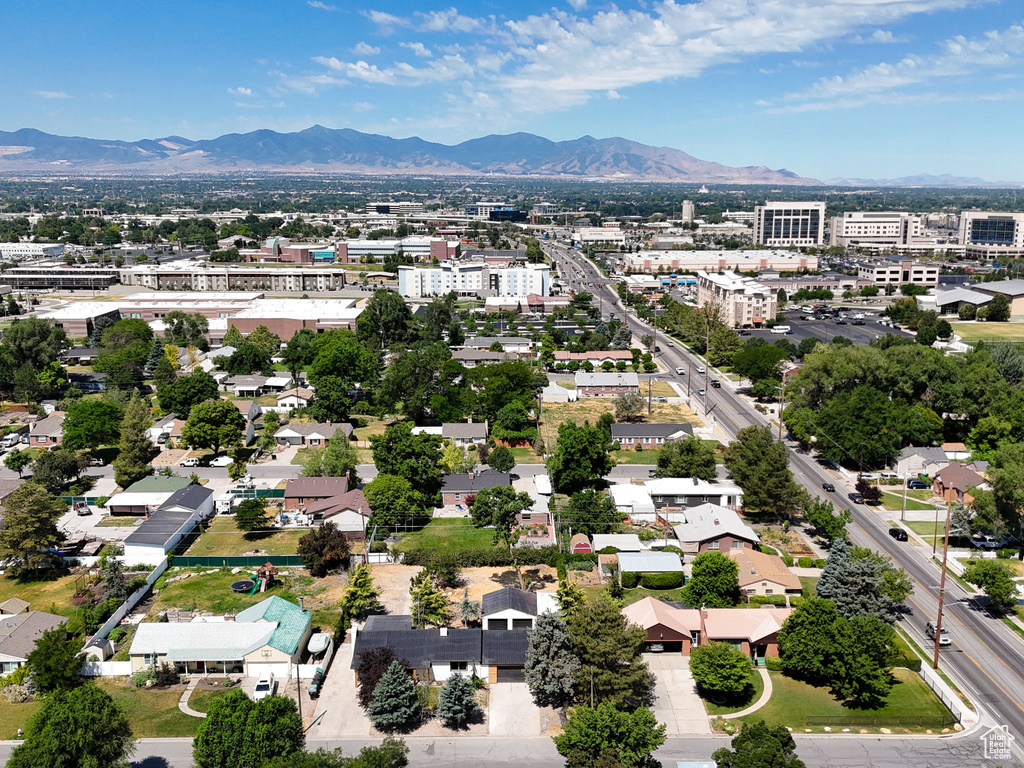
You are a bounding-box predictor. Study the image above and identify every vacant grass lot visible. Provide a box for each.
[951,322,1024,342]
[392,518,495,556]
[0,573,83,617]
[540,400,699,453]
[622,586,686,605]
[703,670,765,716]
[738,669,953,733]
[185,517,309,557]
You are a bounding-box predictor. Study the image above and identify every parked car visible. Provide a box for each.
[157,433,169,444]
[907,479,930,490]
[848,492,864,503]
[821,482,836,492]
[739,330,751,336]
[209,455,234,467]
[653,396,667,403]
[88,457,105,467]
[888,527,908,541]
[926,620,951,647]
[179,457,201,467]
[852,320,865,325]
[73,501,91,516]
[253,672,275,702]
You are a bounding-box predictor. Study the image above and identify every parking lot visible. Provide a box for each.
[741,308,916,346]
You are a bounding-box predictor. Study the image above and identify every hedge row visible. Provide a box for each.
[749,594,788,606]
[400,544,562,569]
[640,572,684,589]
[621,572,640,588]
[782,555,827,568]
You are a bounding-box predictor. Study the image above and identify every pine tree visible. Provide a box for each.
[410,570,451,628]
[525,612,580,708]
[816,540,894,622]
[815,537,849,599]
[112,392,152,489]
[367,661,420,732]
[340,564,383,620]
[556,579,585,617]
[102,556,129,602]
[458,590,481,626]
[143,339,164,377]
[437,673,478,729]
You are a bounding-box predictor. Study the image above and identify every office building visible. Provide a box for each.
[681,200,695,224]
[959,211,1024,259]
[624,249,817,274]
[0,243,65,259]
[754,201,826,246]
[857,259,940,287]
[696,270,776,328]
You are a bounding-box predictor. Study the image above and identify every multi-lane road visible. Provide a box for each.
[547,241,1024,763]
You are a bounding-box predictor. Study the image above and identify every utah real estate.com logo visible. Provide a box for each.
[980,724,1015,761]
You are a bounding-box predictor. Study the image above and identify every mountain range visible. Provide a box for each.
[0,126,816,184]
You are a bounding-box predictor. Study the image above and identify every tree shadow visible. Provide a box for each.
[133,758,171,768]
[699,682,757,710]
[487,567,556,590]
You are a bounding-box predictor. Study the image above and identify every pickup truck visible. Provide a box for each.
[847,492,864,503]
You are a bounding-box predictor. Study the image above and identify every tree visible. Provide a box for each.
[965,559,1017,613]
[958,303,977,320]
[366,661,420,732]
[356,647,408,708]
[855,477,883,505]
[410,570,451,628]
[2,317,69,371]
[801,498,850,544]
[440,442,475,474]
[712,720,806,768]
[223,325,245,349]
[340,564,383,620]
[364,474,424,528]
[614,391,646,423]
[300,436,359,484]
[182,399,246,455]
[192,689,304,768]
[247,324,282,356]
[568,594,653,708]
[525,611,581,709]
[282,328,319,383]
[469,485,533,589]
[26,627,84,692]
[486,444,516,473]
[0,481,66,576]
[468,360,546,424]
[370,422,443,499]
[7,684,135,768]
[777,597,841,685]
[102,555,129,602]
[561,489,621,537]
[547,420,614,494]
[437,673,478,729]
[308,330,380,390]
[13,362,40,402]
[731,343,787,388]
[357,290,414,352]
[235,498,272,532]
[723,426,806,519]
[32,448,85,493]
[491,401,536,443]
[690,642,754,696]
[987,293,1011,322]
[152,355,177,388]
[158,370,219,417]
[376,343,472,425]
[223,342,273,376]
[816,540,900,621]
[553,703,665,768]
[682,551,740,608]
[4,448,31,477]
[306,376,354,423]
[113,392,153,489]
[655,435,718,481]
[62,398,123,450]
[298,522,351,578]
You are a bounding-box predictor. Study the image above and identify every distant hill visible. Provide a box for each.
[0,125,818,184]
[829,173,1018,188]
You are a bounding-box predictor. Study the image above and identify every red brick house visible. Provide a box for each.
[440,471,511,507]
[283,477,349,511]
[574,371,640,398]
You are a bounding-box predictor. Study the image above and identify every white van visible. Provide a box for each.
[926,620,951,646]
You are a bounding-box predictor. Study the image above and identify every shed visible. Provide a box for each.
[616,551,684,574]
[568,533,592,554]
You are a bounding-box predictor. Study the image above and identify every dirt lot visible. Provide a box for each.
[152,448,191,467]
[368,563,422,616]
[541,401,701,451]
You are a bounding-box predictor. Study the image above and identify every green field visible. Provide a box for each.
[0,573,85,617]
[392,518,496,555]
[950,323,1024,342]
[703,670,765,716]
[149,569,305,617]
[739,669,953,733]
[188,686,237,713]
[508,446,543,463]
[184,517,308,557]
[0,698,42,739]
[612,449,660,465]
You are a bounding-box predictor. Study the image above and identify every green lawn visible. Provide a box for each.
[188,686,238,713]
[184,517,308,557]
[0,573,84,617]
[94,678,204,737]
[879,493,935,512]
[621,586,686,606]
[703,670,765,716]
[508,446,543,463]
[393,518,495,556]
[739,669,954,733]
[951,322,1024,342]
[149,569,304,616]
[799,576,819,596]
[612,449,660,465]
[97,516,142,527]
[0,698,42,739]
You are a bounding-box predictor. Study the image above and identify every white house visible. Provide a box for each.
[480,587,559,631]
[644,477,744,511]
[608,484,658,522]
[274,422,353,447]
[895,446,948,478]
[122,486,215,565]
[277,387,314,410]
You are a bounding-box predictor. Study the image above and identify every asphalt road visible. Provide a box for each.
[545,240,1024,765]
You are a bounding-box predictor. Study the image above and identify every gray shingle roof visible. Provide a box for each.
[441,471,511,493]
[161,485,213,512]
[481,587,537,617]
[442,422,488,440]
[0,611,66,660]
[611,423,693,438]
[285,477,350,499]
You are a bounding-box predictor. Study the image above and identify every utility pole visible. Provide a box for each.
[933,496,953,670]
[900,477,909,522]
[777,371,787,441]
[648,373,653,416]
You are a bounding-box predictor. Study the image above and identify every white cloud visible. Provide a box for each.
[228,87,254,96]
[351,101,376,112]
[769,23,1024,112]
[352,42,380,56]
[568,0,587,10]
[606,89,621,99]
[400,42,433,58]
[851,29,910,44]
[35,90,70,99]
[307,1,337,10]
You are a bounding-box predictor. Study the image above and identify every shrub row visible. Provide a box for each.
[749,594,788,606]
[640,572,684,589]
[400,544,562,569]
[997,548,1018,559]
[621,572,640,588]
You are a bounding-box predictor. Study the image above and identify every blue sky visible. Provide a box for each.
[5,0,1024,180]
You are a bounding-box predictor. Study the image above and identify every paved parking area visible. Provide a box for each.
[489,682,541,736]
[645,653,712,736]
[306,638,372,738]
[739,309,915,347]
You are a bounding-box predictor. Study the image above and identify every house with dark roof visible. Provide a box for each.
[933,463,987,505]
[68,372,108,393]
[0,611,66,674]
[106,475,193,516]
[121,485,215,565]
[611,422,694,448]
[441,422,488,447]
[481,587,559,631]
[284,476,350,510]
[225,375,270,398]
[440,470,511,507]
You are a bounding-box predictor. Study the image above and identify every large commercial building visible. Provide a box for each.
[624,249,818,274]
[830,211,924,248]
[573,227,627,246]
[398,261,550,299]
[696,270,777,328]
[119,263,346,292]
[959,211,1024,259]
[856,259,940,287]
[0,243,65,259]
[754,202,826,246]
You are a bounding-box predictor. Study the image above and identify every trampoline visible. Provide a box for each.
[230,580,256,593]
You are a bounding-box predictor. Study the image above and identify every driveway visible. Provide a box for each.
[645,653,712,735]
[489,682,541,736]
[306,637,372,738]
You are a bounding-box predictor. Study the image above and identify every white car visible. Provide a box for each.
[253,672,275,702]
[179,457,200,467]
[209,455,234,467]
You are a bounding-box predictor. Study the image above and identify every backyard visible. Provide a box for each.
[540,400,699,453]
[0,572,87,617]
[392,518,500,556]
[184,517,309,558]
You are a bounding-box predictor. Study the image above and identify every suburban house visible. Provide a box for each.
[452,349,517,368]
[616,551,685,576]
[481,587,559,631]
[274,422,353,447]
[352,615,530,683]
[463,336,535,354]
[608,484,658,522]
[727,548,802,597]
[622,597,700,654]
[516,510,556,548]
[0,611,66,674]
[148,413,180,443]
[122,485,215,565]
[262,375,295,393]
[129,595,312,677]
[440,470,511,507]
[575,371,640,398]
[284,477,350,511]
[68,372,108,393]
[553,350,634,367]
[611,422,694,448]
[672,503,760,554]
[894,446,948,479]
[297,488,372,540]
[442,422,489,448]
[30,411,64,448]
[645,478,744,511]
[226,375,270,398]
[106,476,193,516]
[277,387,314,410]
[60,347,100,365]
[0,598,30,617]
[932,463,987,505]
[591,534,643,553]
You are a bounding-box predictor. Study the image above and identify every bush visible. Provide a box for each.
[130,668,154,688]
[781,555,794,567]
[621,572,640,588]
[997,548,1017,560]
[634,442,644,452]
[598,546,620,555]
[764,656,784,672]
[749,595,788,606]
[813,558,827,568]
[95,496,109,508]
[797,557,813,568]
[653,545,684,555]
[107,627,128,644]
[0,665,30,688]
[640,572,684,589]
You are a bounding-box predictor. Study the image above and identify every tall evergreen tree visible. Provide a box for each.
[568,595,652,708]
[367,662,420,732]
[437,673,478,729]
[409,570,450,628]
[0,482,66,576]
[525,612,580,709]
[112,392,153,489]
[340,564,383,621]
[723,425,807,519]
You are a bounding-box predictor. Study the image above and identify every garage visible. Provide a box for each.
[245,661,291,679]
[495,666,526,683]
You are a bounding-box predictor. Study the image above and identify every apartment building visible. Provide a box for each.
[624,249,818,274]
[696,270,776,328]
[397,262,549,299]
[959,211,1024,259]
[754,201,826,246]
[856,259,940,287]
[119,264,346,292]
